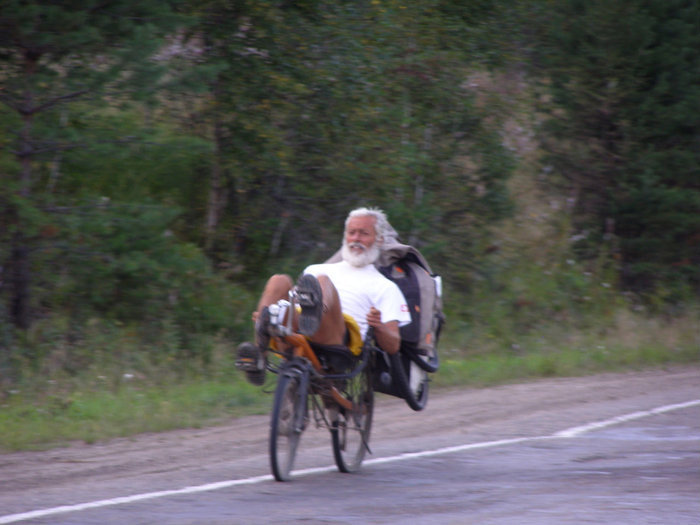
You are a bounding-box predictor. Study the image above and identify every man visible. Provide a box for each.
[236,207,411,385]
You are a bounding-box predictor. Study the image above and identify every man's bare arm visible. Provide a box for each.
[367,307,401,354]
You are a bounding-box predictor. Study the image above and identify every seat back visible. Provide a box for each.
[380,252,444,356]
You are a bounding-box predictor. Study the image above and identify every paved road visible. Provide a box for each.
[1,367,699,524]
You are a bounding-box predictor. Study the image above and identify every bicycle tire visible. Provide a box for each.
[331,364,374,473]
[390,351,429,411]
[269,370,306,481]
[403,346,440,373]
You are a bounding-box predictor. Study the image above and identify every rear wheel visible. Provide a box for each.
[332,367,374,473]
[391,352,429,411]
[269,371,306,481]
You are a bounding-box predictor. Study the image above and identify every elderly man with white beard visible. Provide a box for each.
[236,207,411,386]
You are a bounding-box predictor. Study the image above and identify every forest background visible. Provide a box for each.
[1,0,698,450]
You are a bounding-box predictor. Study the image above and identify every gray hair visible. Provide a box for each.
[345,207,390,245]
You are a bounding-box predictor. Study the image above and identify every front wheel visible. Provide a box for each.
[269,370,306,481]
[331,367,374,473]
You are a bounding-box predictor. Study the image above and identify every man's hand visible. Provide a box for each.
[367,307,401,354]
[366,306,382,329]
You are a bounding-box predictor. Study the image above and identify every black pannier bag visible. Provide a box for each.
[372,247,444,402]
[379,251,443,357]
[376,222,444,359]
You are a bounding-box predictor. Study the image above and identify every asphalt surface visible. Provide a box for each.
[1,367,698,524]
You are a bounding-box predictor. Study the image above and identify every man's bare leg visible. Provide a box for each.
[237,274,295,385]
[253,274,294,344]
[255,274,294,314]
[253,273,344,345]
[239,273,347,385]
[308,275,345,345]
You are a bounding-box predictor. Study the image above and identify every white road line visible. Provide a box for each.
[2,398,698,524]
[553,399,700,438]
[364,437,533,466]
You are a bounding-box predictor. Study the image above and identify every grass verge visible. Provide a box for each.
[434,344,699,389]
[0,377,271,452]
[436,304,700,387]
[1,306,698,452]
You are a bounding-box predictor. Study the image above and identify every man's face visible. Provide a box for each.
[344,215,377,254]
[342,215,381,267]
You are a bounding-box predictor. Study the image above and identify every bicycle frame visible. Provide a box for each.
[267,327,375,481]
[266,290,372,413]
[275,358,310,434]
[270,332,369,412]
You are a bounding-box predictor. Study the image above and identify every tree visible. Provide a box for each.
[174,0,514,284]
[533,0,700,297]
[0,1,184,329]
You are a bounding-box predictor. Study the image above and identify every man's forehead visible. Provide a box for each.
[346,215,376,230]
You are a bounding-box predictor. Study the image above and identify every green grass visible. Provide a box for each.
[2,303,698,452]
[434,344,699,389]
[435,304,700,388]
[0,376,271,452]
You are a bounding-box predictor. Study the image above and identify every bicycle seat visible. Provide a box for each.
[309,313,363,372]
[309,341,357,372]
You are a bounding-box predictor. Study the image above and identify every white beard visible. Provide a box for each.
[341,240,380,267]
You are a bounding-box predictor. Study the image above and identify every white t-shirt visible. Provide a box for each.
[304,260,411,339]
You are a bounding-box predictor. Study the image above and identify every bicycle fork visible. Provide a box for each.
[283,362,310,434]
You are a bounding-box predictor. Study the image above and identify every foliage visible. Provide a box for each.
[166,0,515,283]
[0,201,255,386]
[1,0,698,431]
[529,0,700,298]
[0,0,187,330]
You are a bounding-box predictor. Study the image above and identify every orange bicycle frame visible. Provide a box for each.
[275,333,354,411]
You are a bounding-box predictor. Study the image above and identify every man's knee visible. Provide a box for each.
[316,274,333,290]
[257,274,294,316]
[264,274,294,293]
[269,274,294,286]
[315,275,339,307]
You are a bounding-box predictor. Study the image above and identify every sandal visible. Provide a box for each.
[235,342,267,386]
[295,274,323,336]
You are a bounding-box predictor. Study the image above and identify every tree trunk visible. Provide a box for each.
[204,116,227,254]
[9,58,36,330]
[9,234,31,330]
